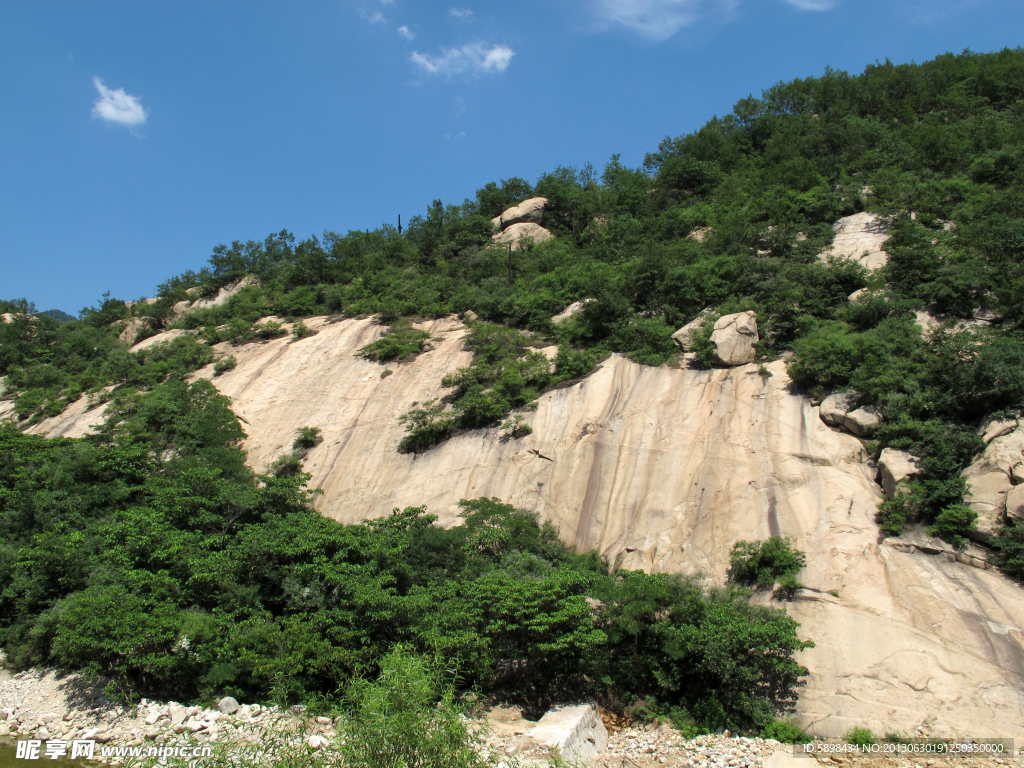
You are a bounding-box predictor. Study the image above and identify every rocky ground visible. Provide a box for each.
[2,668,1023,767]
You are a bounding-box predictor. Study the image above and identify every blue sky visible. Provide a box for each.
[3,0,1023,314]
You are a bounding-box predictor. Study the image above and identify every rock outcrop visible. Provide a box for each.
[709,311,758,366]
[962,418,1024,538]
[520,703,608,763]
[493,222,554,250]
[877,448,920,497]
[495,197,547,229]
[491,198,554,249]
[820,212,890,270]
[27,316,1024,742]
[552,299,594,325]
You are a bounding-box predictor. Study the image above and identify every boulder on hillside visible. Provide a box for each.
[709,311,758,366]
[843,407,882,436]
[819,392,855,428]
[552,299,595,325]
[820,212,890,270]
[878,448,920,497]
[671,309,713,351]
[498,197,547,229]
[492,222,554,251]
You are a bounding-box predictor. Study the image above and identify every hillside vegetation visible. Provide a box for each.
[2,49,1024,730]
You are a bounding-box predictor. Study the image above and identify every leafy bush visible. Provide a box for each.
[846,726,878,747]
[729,537,806,591]
[213,356,237,376]
[991,521,1024,581]
[293,426,323,450]
[761,718,813,744]
[359,320,430,362]
[292,320,314,338]
[500,414,532,439]
[254,320,285,340]
[270,454,304,477]
[338,650,491,768]
[926,503,978,548]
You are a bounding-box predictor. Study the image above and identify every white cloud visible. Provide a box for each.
[367,10,386,24]
[397,25,416,39]
[410,42,514,77]
[91,77,148,127]
[589,0,740,40]
[781,0,840,8]
[449,7,474,17]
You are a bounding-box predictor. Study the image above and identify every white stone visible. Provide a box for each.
[1006,485,1024,522]
[217,697,239,715]
[525,704,608,763]
[168,704,187,725]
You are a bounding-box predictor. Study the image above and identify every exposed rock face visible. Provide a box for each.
[189,276,259,312]
[498,197,547,229]
[962,419,1024,538]
[28,316,1024,742]
[551,299,594,325]
[878,448,920,497]
[117,317,150,347]
[709,311,758,366]
[1006,485,1024,522]
[687,226,711,242]
[671,309,712,351]
[492,222,554,250]
[821,212,890,270]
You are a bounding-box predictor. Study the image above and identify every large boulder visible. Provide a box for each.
[671,309,713,351]
[709,311,758,366]
[963,420,1024,538]
[843,407,881,437]
[878,448,920,497]
[819,392,854,428]
[820,212,890,270]
[492,222,554,251]
[498,197,547,229]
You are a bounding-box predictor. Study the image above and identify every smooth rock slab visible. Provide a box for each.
[842,407,881,437]
[552,299,595,325]
[525,703,608,763]
[671,309,713,351]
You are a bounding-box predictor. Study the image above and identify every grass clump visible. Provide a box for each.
[359,319,431,362]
